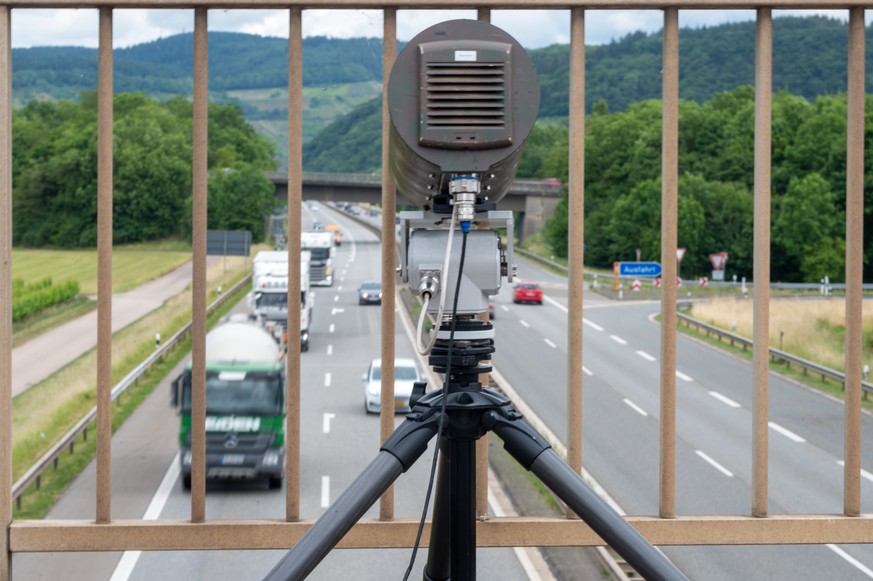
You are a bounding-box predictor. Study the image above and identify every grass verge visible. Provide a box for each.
[12,259,251,519]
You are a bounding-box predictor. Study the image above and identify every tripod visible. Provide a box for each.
[264,318,689,581]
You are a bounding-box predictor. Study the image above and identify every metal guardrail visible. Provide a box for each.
[677,312,873,396]
[11,272,253,508]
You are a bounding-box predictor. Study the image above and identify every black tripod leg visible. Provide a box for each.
[486,412,689,581]
[449,437,476,581]
[264,411,442,581]
[424,438,451,581]
[424,436,477,581]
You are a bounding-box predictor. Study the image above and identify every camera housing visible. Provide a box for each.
[388,19,540,210]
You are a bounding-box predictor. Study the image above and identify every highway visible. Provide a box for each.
[12,203,533,580]
[13,199,873,580]
[491,256,873,579]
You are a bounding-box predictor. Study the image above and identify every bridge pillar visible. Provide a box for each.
[520,194,559,243]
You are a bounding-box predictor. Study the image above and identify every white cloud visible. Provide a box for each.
[9,7,871,50]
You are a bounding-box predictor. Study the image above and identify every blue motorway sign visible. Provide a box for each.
[619,262,662,277]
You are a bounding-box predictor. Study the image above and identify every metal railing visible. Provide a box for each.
[10,273,251,509]
[0,3,871,580]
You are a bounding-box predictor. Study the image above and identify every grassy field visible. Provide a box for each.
[690,298,873,373]
[10,240,194,346]
[12,240,192,295]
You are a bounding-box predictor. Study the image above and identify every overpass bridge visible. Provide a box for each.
[268,171,563,242]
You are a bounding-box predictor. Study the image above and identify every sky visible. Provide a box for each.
[9,8,866,51]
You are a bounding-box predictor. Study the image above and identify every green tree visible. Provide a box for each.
[773,173,844,282]
[113,93,192,243]
[12,91,278,247]
[207,165,276,243]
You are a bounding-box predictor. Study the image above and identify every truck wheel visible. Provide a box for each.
[268,476,283,490]
[182,475,191,491]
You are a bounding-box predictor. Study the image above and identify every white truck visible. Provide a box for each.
[249,250,313,351]
[301,231,335,286]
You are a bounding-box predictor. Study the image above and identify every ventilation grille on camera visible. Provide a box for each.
[424,62,507,128]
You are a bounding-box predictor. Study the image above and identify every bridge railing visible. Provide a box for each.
[0,3,871,580]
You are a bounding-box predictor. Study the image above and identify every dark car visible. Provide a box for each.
[513,281,543,304]
[358,280,383,305]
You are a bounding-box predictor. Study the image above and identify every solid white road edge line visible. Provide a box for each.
[108,453,181,581]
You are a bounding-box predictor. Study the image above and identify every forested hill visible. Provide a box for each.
[538,14,863,117]
[14,15,867,113]
[13,33,386,103]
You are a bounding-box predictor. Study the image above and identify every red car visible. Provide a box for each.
[513,281,543,304]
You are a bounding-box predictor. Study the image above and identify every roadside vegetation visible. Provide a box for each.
[11,253,251,518]
[10,243,193,346]
[690,297,873,376]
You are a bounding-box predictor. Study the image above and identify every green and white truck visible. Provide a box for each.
[171,321,286,490]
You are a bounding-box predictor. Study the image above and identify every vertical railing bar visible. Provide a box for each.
[752,7,772,518]
[286,6,303,523]
[843,6,865,518]
[475,5,491,521]
[191,7,208,523]
[96,6,114,525]
[566,6,585,520]
[379,8,397,521]
[659,7,678,519]
[0,6,11,579]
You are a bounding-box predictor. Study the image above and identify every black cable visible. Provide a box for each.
[403,227,469,581]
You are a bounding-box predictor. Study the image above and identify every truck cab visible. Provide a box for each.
[250,250,313,351]
[301,231,335,286]
[171,322,286,490]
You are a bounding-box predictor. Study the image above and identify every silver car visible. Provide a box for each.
[363,357,422,414]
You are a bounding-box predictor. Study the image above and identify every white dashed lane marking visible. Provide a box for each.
[696,450,734,477]
[623,398,648,417]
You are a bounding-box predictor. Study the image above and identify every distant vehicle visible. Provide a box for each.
[513,281,543,305]
[358,280,383,305]
[301,231,335,286]
[363,357,422,414]
[312,221,324,231]
[171,322,286,490]
[325,224,342,246]
[542,177,562,186]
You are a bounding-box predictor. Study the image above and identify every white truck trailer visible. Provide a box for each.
[249,250,313,351]
[301,231,335,286]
